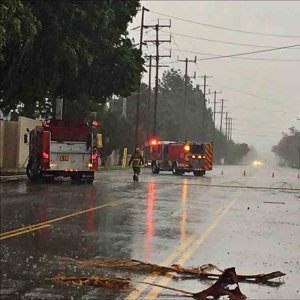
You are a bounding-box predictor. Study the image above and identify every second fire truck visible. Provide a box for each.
[145,139,213,176]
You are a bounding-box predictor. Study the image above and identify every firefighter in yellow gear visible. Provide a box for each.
[129,148,144,181]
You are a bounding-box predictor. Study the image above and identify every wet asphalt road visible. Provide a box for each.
[1,164,300,300]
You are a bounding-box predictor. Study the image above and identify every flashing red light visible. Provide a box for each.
[42,152,49,159]
[92,151,97,160]
[149,139,158,146]
[92,120,100,127]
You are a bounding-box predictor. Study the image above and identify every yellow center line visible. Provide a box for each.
[126,200,231,300]
[1,224,52,240]
[0,199,132,240]
[125,234,196,300]
[145,198,237,299]
[145,173,258,299]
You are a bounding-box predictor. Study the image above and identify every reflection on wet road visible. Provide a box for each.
[1,165,300,299]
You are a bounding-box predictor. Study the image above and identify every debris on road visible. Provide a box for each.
[263,201,285,205]
[77,258,224,276]
[51,274,130,289]
[141,267,246,300]
[193,267,246,299]
[53,259,285,299]
[52,268,247,299]
[76,258,285,283]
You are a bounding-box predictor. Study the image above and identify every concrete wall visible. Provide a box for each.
[0,117,41,170]
[105,150,119,166]
[1,121,18,169]
[17,117,41,169]
[0,121,5,168]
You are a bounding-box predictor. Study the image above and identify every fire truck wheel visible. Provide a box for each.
[26,161,41,182]
[151,162,160,174]
[172,162,180,175]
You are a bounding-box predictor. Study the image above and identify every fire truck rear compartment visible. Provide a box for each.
[48,141,91,172]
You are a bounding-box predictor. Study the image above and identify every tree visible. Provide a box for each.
[272,127,300,167]
[157,68,205,141]
[0,0,142,120]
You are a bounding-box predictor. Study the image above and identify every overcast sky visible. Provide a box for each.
[129,1,300,155]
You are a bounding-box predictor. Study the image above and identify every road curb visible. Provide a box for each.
[0,175,27,183]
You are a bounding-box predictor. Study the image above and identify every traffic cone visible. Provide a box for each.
[221,170,224,175]
[243,170,246,176]
[272,171,275,178]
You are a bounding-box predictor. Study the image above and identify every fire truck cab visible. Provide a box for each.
[145,139,213,176]
[26,119,97,183]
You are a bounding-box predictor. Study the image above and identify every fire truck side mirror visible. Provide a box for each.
[24,133,29,144]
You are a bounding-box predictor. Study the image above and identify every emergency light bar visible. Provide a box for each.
[149,137,159,146]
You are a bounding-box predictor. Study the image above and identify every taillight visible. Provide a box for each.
[90,150,98,171]
[43,152,49,159]
[41,131,50,169]
[92,151,97,160]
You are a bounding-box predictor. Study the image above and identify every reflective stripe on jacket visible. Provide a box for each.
[129,153,144,167]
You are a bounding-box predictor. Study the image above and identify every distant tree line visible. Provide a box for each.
[272,127,300,168]
[110,69,249,164]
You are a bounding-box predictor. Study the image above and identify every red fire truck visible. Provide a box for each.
[26,119,98,183]
[145,138,213,176]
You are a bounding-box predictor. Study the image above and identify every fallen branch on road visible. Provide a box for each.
[76,258,285,283]
[51,268,247,299]
[140,267,246,300]
[51,274,130,289]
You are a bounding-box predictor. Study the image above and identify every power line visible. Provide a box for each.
[149,9,300,38]
[151,61,178,64]
[165,30,300,49]
[196,43,300,61]
[165,46,300,61]
[231,105,298,114]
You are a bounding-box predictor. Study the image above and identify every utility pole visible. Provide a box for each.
[146,55,152,140]
[206,90,222,141]
[122,97,127,119]
[212,90,222,126]
[144,21,171,137]
[219,99,227,134]
[178,56,197,108]
[225,112,229,141]
[200,75,212,141]
[228,118,232,141]
[135,6,149,147]
[212,90,222,141]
